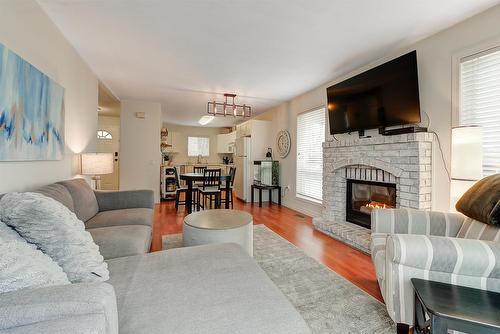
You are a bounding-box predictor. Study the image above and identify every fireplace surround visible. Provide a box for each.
[313,133,434,253]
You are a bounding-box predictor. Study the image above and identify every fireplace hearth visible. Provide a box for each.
[346,179,396,229]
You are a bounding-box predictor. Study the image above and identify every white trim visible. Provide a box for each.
[397,236,407,323]
[450,238,464,285]
[479,241,495,290]
[444,214,450,236]
[423,236,434,280]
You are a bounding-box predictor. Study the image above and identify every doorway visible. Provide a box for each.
[97,82,121,190]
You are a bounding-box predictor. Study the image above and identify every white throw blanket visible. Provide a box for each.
[0,192,109,283]
[0,220,69,293]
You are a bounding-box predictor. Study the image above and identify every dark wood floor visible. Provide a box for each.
[152,197,383,302]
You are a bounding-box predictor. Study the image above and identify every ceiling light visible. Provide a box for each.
[207,93,251,118]
[198,115,215,125]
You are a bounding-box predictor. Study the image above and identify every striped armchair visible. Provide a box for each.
[370,208,500,331]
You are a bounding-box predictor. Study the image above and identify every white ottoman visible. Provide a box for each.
[183,209,253,256]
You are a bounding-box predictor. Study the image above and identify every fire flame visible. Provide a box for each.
[364,201,393,209]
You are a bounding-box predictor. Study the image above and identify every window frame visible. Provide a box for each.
[295,106,326,204]
[455,43,500,177]
[97,130,113,140]
[187,136,210,157]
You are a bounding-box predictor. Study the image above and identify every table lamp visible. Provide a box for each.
[450,126,483,211]
[81,153,114,190]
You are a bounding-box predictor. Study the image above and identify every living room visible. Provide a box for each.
[1,1,500,333]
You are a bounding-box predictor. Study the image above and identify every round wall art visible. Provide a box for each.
[276,130,291,158]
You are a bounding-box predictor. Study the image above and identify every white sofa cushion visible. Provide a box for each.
[0,220,69,293]
[0,192,109,283]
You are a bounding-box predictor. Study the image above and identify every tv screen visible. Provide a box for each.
[327,51,421,135]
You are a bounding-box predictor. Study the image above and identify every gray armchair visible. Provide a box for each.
[371,208,500,331]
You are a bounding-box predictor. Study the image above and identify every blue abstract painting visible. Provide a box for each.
[0,42,65,161]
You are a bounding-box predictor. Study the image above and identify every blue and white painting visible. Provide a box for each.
[0,42,64,161]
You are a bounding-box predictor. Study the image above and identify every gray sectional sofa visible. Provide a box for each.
[35,178,154,260]
[0,179,311,334]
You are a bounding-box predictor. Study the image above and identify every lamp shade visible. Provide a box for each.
[81,153,114,175]
[451,126,483,181]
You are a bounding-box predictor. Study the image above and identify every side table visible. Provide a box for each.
[251,184,281,207]
[411,278,500,334]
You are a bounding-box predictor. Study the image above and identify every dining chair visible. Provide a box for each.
[193,166,206,187]
[198,168,221,210]
[220,167,236,209]
[193,166,206,174]
[174,167,198,211]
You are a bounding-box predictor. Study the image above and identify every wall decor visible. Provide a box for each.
[276,130,291,158]
[0,42,65,161]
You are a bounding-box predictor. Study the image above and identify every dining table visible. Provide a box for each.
[179,172,232,214]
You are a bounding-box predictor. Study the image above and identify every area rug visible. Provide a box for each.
[162,225,395,334]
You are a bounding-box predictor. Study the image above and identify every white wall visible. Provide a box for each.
[120,100,162,202]
[256,4,500,215]
[163,123,226,164]
[0,0,98,193]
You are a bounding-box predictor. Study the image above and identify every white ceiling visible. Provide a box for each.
[38,0,500,127]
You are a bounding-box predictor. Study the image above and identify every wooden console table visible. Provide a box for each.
[251,184,281,207]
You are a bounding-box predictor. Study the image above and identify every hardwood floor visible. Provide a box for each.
[152,198,384,302]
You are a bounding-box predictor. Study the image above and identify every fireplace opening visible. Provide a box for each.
[346,179,396,229]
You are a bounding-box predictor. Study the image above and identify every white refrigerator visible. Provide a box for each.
[234,137,252,201]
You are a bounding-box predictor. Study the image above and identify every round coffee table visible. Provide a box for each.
[183,209,253,256]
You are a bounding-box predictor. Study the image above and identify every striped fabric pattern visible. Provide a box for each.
[457,217,500,241]
[370,208,500,326]
[371,208,464,236]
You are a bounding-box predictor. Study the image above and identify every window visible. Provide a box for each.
[296,107,326,202]
[97,130,112,140]
[460,46,500,176]
[188,136,210,157]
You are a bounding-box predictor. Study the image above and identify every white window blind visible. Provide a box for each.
[296,107,326,202]
[188,136,209,157]
[460,46,500,176]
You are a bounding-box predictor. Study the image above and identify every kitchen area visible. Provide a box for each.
[160,119,275,203]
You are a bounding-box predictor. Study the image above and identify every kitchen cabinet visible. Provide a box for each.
[236,121,253,138]
[216,131,236,153]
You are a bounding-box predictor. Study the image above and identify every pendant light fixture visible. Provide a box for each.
[207,93,251,118]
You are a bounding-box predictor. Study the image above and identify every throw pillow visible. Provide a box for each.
[0,220,70,293]
[455,173,500,225]
[0,192,109,283]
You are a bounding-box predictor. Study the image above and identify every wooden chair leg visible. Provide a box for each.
[175,193,179,211]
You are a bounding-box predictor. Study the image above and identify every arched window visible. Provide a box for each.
[97,130,113,140]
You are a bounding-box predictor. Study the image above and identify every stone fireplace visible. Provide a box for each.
[313,133,434,253]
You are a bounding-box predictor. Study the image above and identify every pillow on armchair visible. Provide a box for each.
[456,173,500,225]
[0,192,109,283]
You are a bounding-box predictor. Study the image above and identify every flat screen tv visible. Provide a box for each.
[327,51,421,135]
